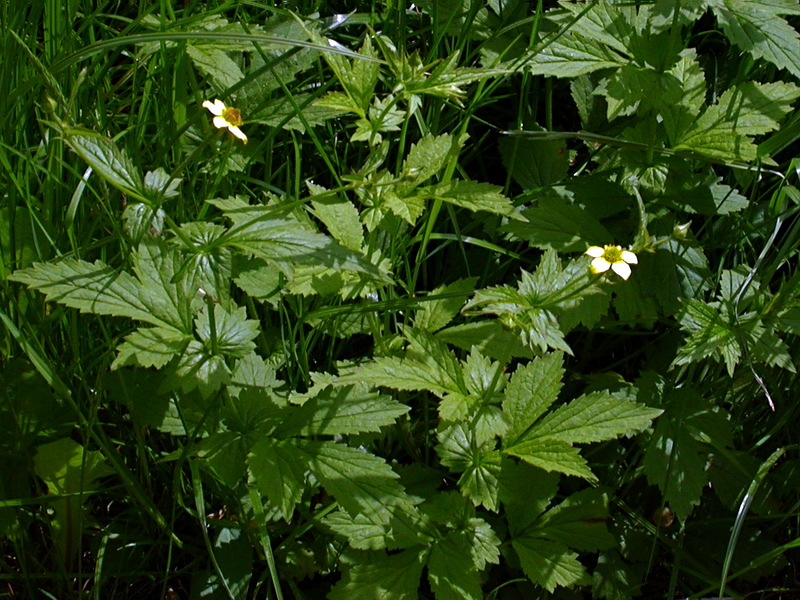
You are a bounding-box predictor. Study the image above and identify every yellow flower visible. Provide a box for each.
[585,245,638,280]
[203,98,248,144]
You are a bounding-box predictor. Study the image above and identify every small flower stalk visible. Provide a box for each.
[585,245,638,280]
[203,99,248,144]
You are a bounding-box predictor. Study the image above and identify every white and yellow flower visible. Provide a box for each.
[585,245,638,280]
[203,98,247,144]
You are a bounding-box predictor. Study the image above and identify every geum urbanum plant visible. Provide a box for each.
[9,41,667,597]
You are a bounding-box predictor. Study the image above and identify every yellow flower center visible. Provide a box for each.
[221,107,243,127]
[603,245,623,262]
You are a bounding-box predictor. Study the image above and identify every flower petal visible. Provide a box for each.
[585,246,604,258]
[591,257,611,274]
[212,116,229,129]
[227,124,248,144]
[611,261,632,280]
[621,250,638,264]
[203,99,225,115]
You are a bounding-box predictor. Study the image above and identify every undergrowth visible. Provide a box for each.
[2,0,800,598]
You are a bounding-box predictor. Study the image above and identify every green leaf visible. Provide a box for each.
[415,278,477,333]
[414,180,518,218]
[437,424,502,510]
[499,128,569,189]
[273,384,409,437]
[294,440,416,526]
[248,438,308,521]
[34,438,113,569]
[427,532,484,600]
[512,536,589,592]
[328,550,424,600]
[209,198,388,280]
[505,438,595,480]
[162,340,231,398]
[503,196,611,252]
[526,390,662,444]
[641,387,714,520]
[186,43,244,89]
[707,0,800,80]
[661,49,708,144]
[639,239,711,315]
[340,329,467,399]
[195,304,260,359]
[400,134,461,190]
[232,258,282,306]
[62,129,145,202]
[10,259,154,324]
[533,488,615,552]
[672,300,741,374]
[526,34,627,78]
[324,511,389,550]
[503,352,564,445]
[308,186,365,253]
[436,321,534,362]
[111,326,191,369]
[673,81,800,162]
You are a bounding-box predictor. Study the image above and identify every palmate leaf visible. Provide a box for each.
[525,34,628,78]
[111,326,192,369]
[437,424,502,510]
[707,0,800,80]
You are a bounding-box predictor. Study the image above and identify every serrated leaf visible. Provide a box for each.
[273,384,409,437]
[639,239,711,315]
[415,278,477,333]
[640,386,717,520]
[209,198,388,280]
[401,134,459,190]
[525,34,627,78]
[661,49,708,144]
[427,533,484,600]
[673,81,800,162]
[513,536,589,592]
[533,488,615,552]
[309,192,365,252]
[526,390,662,444]
[162,340,230,397]
[436,320,534,362]
[503,197,611,252]
[186,43,244,89]
[195,304,260,359]
[111,326,191,369]
[248,438,308,521]
[328,550,424,600]
[414,180,517,218]
[62,129,145,201]
[437,424,502,510]
[505,438,595,480]
[707,0,800,80]
[324,511,388,550]
[232,258,282,306]
[293,440,416,526]
[10,259,155,324]
[503,352,564,445]
[672,300,741,374]
[499,129,569,189]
